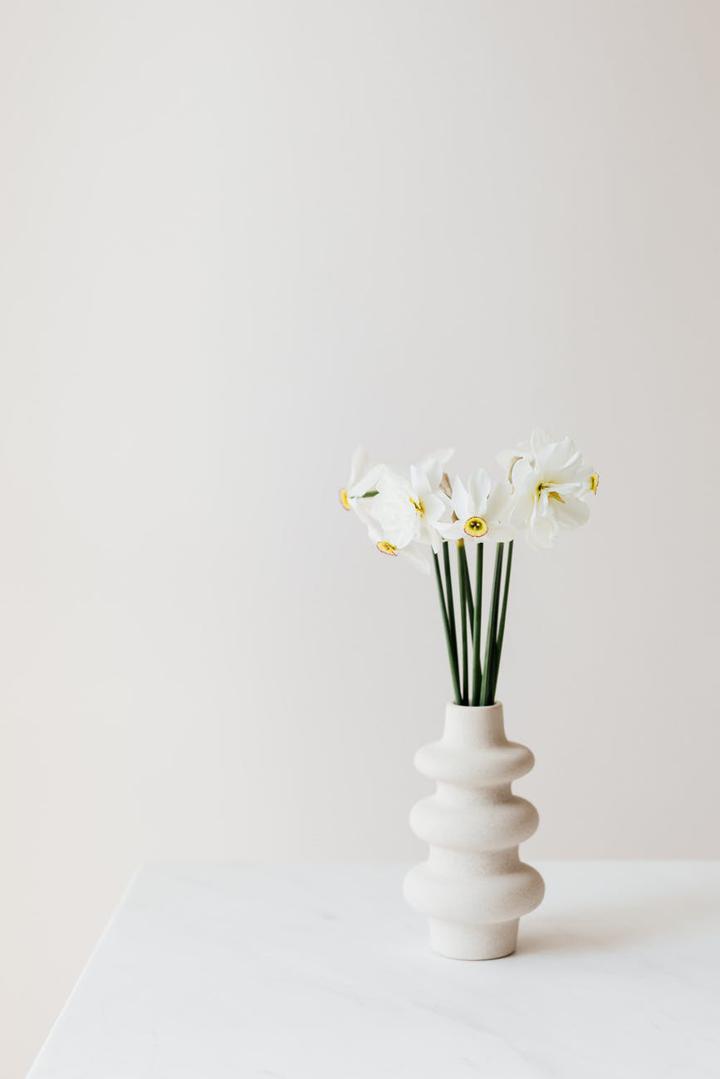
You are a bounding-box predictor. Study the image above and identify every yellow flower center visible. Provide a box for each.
[536,482,565,504]
[463,516,488,538]
[589,472,600,494]
[409,496,426,517]
[376,540,398,556]
[339,488,351,511]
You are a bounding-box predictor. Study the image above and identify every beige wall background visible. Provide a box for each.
[1,1,719,1075]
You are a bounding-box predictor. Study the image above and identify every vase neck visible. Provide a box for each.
[443,702,506,747]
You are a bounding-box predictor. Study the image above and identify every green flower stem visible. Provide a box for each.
[432,550,461,705]
[442,542,460,692]
[491,539,514,701]
[458,542,474,630]
[470,542,484,705]
[457,543,469,704]
[480,543,504,706]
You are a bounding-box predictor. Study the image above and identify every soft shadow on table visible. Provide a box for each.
[520,880,720,956]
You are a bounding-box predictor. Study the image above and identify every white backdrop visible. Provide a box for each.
[2,1,719,1075]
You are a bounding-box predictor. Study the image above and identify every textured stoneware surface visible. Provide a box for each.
[404,702,544,959]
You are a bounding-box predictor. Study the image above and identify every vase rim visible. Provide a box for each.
[445,700,503,712]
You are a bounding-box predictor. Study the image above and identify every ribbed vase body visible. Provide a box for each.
[403,702,544,960]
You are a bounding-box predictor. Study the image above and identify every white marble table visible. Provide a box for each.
[29,862,720,1078]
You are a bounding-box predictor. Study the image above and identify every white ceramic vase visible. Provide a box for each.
[403,702,544,960]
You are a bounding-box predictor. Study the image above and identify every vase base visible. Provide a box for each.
[429,918,519,961]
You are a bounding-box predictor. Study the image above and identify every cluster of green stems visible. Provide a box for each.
[432,539,514,707]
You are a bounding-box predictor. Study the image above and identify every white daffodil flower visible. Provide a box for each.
[366,517,431,574]
[339,447,385,515]
[499,429,600,499]
[497,435,534,484]
[370,450,454,556]
[504,431,598,548]
[410,447,454,493]
[436,468,513,543]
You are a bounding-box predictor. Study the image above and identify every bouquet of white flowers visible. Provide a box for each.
[340,430,599,707]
